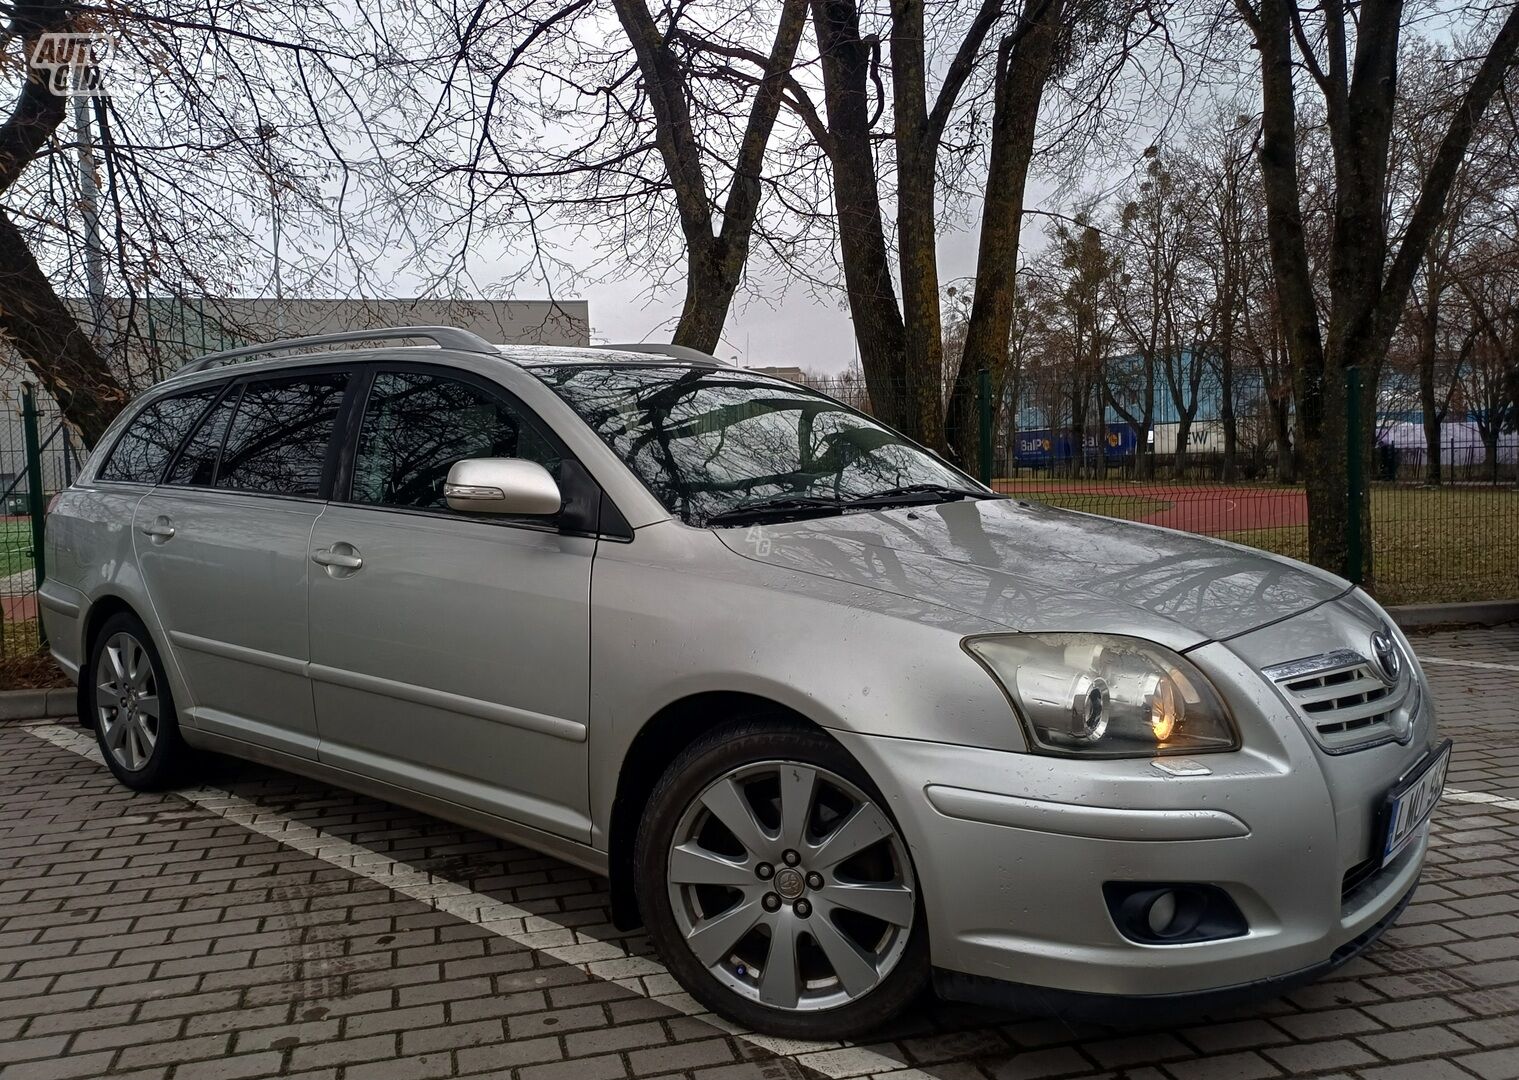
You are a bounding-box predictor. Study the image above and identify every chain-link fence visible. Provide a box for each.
[803,367,1518,607]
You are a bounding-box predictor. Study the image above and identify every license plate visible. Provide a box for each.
[1380,739,1453,866]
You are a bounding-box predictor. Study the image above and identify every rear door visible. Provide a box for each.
[307,364,595,841]
[135,367,355,759]
[45,385,223,676]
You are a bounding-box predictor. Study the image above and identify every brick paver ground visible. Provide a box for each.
[2,626,1517,1080]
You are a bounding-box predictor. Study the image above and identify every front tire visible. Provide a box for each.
[87,612,189,790]
[635,720,928,1038]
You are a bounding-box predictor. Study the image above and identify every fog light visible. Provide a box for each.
[1146,890,1178,936]
[1104,882,1247,945]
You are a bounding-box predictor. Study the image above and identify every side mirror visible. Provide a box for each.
[444,458,562,516]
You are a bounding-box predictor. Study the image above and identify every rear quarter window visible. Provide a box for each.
[97,386,221,485]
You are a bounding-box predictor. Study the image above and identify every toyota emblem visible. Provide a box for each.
[1371,630,1401,683]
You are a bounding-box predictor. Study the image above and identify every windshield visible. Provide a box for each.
[532,364,975,526]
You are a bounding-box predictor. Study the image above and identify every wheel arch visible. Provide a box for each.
[607,691,826,930]
[76,593,147,728]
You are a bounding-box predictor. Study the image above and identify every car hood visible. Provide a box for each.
[715,497,1350,648]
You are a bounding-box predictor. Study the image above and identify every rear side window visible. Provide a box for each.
[350,370,560,509]
[215,372,350,496]
[97,387,219,485]
[166,389,239,487]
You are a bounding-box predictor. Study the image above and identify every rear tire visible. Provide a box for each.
[86,612,190,791]
[634,719,929,1039]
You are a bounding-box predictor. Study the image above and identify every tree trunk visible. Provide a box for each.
[1325,2,1519,573]
[1220,357,1238,482]
[811,0,908,429]
[1247,0,1351,575]
[889,0,945,449]
[946,0,1064,474]
[615,0,807,355]
[0,211,126,445]
[0,2,128,446]
[1270,394,1295,482]
[671,240,736,354]
[1173,415,1192,480]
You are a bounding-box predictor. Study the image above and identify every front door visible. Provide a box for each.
[136,368,353,759]
[308,367,594,841]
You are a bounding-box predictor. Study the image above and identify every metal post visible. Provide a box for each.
[21,387,48,629]
[977,368,993,487]
[1345,366,1364,584]
[61,425,74,487]
[75,97,108,347]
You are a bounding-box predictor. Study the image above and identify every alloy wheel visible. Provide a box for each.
[666,761,916,1012]
[95,631,160,772]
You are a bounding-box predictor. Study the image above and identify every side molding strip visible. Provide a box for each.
[168,630,306,676]
[168,630,587,744]
[308,664,588,743]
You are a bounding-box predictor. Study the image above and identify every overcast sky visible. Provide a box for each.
[482,179,1060,375]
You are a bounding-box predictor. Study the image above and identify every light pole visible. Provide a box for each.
[258,123,284,334]
[76,92,107,349]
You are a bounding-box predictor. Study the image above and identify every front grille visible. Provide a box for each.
[1264,648,1416,753]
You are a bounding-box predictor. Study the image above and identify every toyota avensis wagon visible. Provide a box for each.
[41,326,1448,1037]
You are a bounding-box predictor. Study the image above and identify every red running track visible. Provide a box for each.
[996,482,1309,535]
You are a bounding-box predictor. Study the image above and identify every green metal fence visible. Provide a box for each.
[0,384,84,664]
[802,364,1518,607]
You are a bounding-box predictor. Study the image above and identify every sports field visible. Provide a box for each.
[1002,480,1519,606]
[0,518,33,579]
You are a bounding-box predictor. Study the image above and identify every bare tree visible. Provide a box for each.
[612,0,807,352]
[1457,235,1519,482]
[1111,149,1212,478]
[1,0,402,442]
[1033,215,1119,477]
[0,0,125,442]
[806,0,1014,438]
[1187,109,1258,481]
[943,0,1067,473]
[1231,0,1519,578]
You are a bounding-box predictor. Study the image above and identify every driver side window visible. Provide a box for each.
[351,370,561,510]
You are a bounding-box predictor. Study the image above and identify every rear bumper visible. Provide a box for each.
[933,882,1416,1024]
[37,578,85,681]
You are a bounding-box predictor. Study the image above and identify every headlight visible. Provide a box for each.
[964,633,1238,757]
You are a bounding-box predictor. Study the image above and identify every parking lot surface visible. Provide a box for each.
[2,625,1518,1080]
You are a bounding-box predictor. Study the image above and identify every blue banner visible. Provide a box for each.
[1014,424,1137,465]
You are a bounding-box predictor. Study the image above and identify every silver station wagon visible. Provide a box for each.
[41,326,1448,1037]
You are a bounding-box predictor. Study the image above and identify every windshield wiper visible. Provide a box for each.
[843,483,994,509]
[705,484,993,527]
[704,495,848,527]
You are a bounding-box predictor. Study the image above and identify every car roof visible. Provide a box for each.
[149,338,731,396]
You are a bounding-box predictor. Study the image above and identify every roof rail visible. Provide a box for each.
[594,342,726,367]
[179,326,497,375]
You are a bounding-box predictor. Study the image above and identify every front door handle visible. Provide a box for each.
[139,516,175,541]
[312,543,363,573]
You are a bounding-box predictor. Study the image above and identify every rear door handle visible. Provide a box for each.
[139,517,175,541]
[312,545,363,571]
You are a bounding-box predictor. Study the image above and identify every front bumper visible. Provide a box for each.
[932,881,1416,1023]
[834,657,1434,1002]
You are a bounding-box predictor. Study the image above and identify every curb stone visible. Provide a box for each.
[1390,599,1519,630]
[0,687,76,720]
